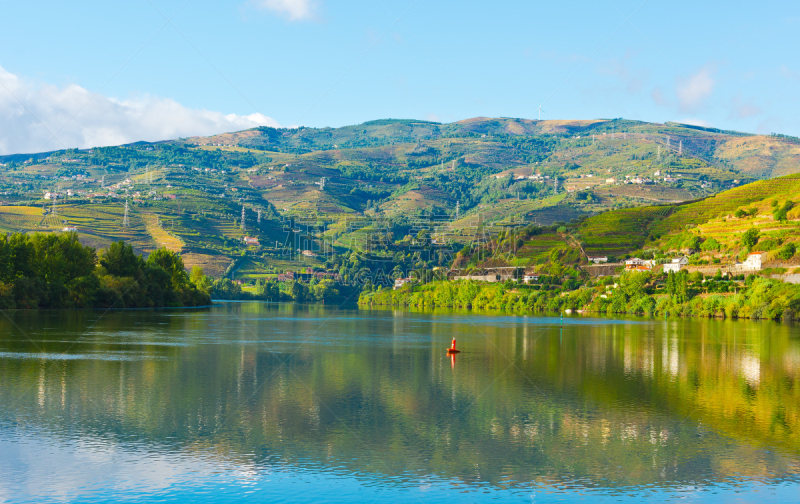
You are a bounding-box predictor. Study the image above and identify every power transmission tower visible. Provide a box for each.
[257,208,261,223]
[667,136,671,148]
[657,145,661,161]
[455,200,460,219]
[679,140,683,156]
[554,178,559,194]
[123,200,129,227]
[241,205,246,231]
[52,188,57,218]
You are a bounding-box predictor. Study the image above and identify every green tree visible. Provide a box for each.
[741,228,760,249]
[778,243,797,260]
[256,279,280,300]
[147,248,189,290]
[100,241,143,278]
[773,200,794,222]
[291,281,309,302]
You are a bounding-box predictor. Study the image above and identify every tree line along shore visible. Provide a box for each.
[358,270,800,322]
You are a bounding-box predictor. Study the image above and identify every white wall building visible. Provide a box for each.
[663,256,689,273]
[741,253,765,271]
[625,258,655,270]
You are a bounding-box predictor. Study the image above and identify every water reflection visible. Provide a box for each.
[0,304,799,502]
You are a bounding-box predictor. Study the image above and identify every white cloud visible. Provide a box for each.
[678,118,711,128]
[0,65,278,155]
[676,66,715,112]
[595,51,646,93]
[651,87,668,106]
[730,96,761,120]
[255,0,319,21]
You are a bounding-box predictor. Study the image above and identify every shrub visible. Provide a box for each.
[773,200,794,222]
[700,237,720,252]
[778,243,797,260]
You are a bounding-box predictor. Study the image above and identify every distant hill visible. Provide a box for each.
[1,117,798,277]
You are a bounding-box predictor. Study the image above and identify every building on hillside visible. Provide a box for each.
[301,249,316,258]
[243,236,259,246]
[740,252,765,271]
[62,226,78,232]
[313,271,340,281]
[454,272,502,282]
[625,258,655,270]
[452,267,523,283]
[523,274,540,284]
[663,256,689,273]
[394,277,415,290]
[277,271,313,282]
[588,256,608,264]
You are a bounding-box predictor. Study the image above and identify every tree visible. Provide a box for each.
[700,237,720,252]
[675,270,689,303]
[147,248,189,290]
[291,281,309,302]
[100,241,143,278]
[778,243,797,260]
[190,266,212,294]
[256,279,280,300]
[741,228,760,249]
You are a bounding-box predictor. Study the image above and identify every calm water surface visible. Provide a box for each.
[1,302,799,502]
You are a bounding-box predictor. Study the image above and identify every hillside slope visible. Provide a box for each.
[1,117,798,277]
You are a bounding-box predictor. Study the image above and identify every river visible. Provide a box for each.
[0,302,799,502]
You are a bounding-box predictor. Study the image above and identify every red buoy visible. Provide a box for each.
[447,338,461,354]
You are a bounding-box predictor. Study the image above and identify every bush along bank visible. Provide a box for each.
[0,233,210,309]
[358,271,800,322]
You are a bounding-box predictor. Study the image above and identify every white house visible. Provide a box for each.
[588,256,608,264]
[243,237,259,246]
[394,277,415,290]
[523,275,540,284]
[663,256,689,273]
[62,226,78,232]
[625,258,655,270]
[741,252,765,271]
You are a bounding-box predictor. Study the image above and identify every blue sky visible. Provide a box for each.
[0,0,798,153]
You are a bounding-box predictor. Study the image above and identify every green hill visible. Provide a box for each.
[1,117,799,277]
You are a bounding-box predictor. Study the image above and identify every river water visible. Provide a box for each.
[0,302,799,502]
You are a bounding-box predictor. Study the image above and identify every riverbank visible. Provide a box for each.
[358,271,800,321]
[0,233,210,309]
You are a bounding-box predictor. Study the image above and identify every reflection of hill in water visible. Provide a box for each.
[1,304,799,491]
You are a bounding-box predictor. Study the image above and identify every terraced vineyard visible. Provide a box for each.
[142,213,185,253]
[514,232,568,264]
[579,205,673,255]
[0,206,45,233]
[651,174,800,236]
